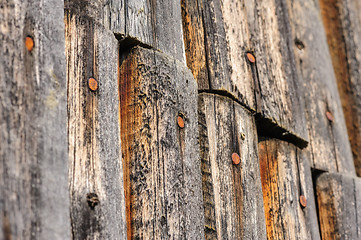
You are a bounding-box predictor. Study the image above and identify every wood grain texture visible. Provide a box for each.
[317,173,361,239]
[181,0,308,146]
[198,93,267,240]
[65,10,127,239]
[319,0,361,176]
[0,0,70,239]
[102,0,186,62]
[286,0,356,174]
[259,139,321,240]
[119,46,205,240]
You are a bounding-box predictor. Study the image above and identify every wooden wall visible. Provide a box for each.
[1,0,361,239]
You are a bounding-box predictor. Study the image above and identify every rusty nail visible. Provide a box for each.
[88,77,98,91]
[177,116,185,129]
[25,36,34,52]
[246,52,256,63]
[299,195,307,208]
[232,153,240,165]
[326,111,334,122]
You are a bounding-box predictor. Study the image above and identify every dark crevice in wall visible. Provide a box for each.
[199,89,308,149]
[116,35,153,65]
[311,168,327,239]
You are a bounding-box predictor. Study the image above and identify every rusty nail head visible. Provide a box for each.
[326,111,334,122]
[88,77,98,91]
[232,153,240,165]
[177,116,185,129]
[25,36,34,52]
[300,195,307,208]
[246,53,256,63]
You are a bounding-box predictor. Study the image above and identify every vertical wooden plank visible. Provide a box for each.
[198,93,267,239]
[103,0,186,62]
[65,9,127,239]
[0,0,70,239]
[181,0,308,146]
[181,0,209,90]
[259,139,321,240]
[119,47,205,240]
[285,0,355,174]
[317,173,361,239]
[319,0,361,176]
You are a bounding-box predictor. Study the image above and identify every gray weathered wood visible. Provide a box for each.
[119,46,205,239]
[0,0,70,239]
[317,173,361,239]
[259,139,321,240]
[286,0,356,174]
[198,93,267,239]
[65,10,127,239]
[181,0,308,146]
[103,0,185,62]
[319,0,361,176]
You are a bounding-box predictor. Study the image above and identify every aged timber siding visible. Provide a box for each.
[259,139,320,240]
[181,0,308,146]
[198,93,267,239]
[319,0,361,176]
[0,0,70,239]
[119,47,205,239]
[65,3,127,239]
[317,173,361,239]
[2,0,361,239]
[286,0,355,174]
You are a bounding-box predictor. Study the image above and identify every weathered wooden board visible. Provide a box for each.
[65,11,127,239]
[198,93,267,239]
[102,0,186,62]
[316,173,361,239]
[285,0,356,174]
[119,46,205,239]
[259,139,321,240]
[0,0,70,239]
[319,0,361,176]
[181,0,308,146]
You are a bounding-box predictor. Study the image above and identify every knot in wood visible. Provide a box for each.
[86,193,99,209]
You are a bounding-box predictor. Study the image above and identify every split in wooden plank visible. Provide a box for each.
[259,139,321,240]
[285,0,356,174]
[316,172,361,239]
[65,11,127,239]
[119,46,205,240]
[181,0,309,147]
[319,0,361,176]
[198,93,267,239]
[0,0,70,239]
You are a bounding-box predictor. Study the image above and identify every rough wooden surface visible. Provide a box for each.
[317,173,361,239]
[319,0,361,176]
[181,0,308,146]
[101,0,186,62]
[119,46,205,240]
[65,10,127,239]
[198,93,267,240]
[286,0,356,174]
[0,0,70,239]
[259,139,321,240]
